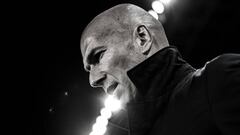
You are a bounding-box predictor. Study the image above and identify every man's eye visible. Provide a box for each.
[94,50,106,63]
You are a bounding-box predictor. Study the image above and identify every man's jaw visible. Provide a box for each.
[104,82,130,108]
[105,82,125,103]
[105,81,119,95]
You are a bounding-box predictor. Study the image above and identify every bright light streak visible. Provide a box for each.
[90,116,108,135]
[100,108,112,119]
[152,0,165,14]
[148,10,159,20]
[104,95,121,112]
[89,132,97,135]
[92,122,105,132]
[160,0,172,5]
[89,95,121,135]
[91,126,107,135]
[96,116,108,126]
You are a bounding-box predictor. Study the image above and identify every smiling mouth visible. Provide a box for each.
[106,82,118,95]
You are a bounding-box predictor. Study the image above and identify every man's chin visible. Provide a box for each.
[113,87,130,109]
[119,93,131,110]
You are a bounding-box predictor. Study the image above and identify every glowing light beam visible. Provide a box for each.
[89,95,122,135]
[100,108,112,119]
[160,0,172,5]
[104,95,121,112]
[148,10,159,20]
[152,0,165,14]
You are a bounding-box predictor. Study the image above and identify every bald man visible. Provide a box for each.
[80,4,240,135]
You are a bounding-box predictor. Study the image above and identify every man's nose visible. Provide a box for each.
[89,70,106,88]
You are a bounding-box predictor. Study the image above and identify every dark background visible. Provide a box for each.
[26,0,240,135]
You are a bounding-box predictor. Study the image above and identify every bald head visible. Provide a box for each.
[80,3,169,56]
[80,4,169,105]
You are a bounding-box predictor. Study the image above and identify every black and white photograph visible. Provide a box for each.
[28,0,240,135]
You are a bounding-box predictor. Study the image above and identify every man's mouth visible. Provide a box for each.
[106,82,118,95]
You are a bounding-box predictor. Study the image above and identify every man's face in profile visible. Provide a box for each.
[81,27,142,107]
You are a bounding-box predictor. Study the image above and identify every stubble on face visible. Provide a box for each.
[81,16,146,107]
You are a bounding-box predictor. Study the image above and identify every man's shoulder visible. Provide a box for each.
[204,53,240,77]
[191,53,240,96]
[202,54,240,134]
[203,53,240,99]
[206,53,240,68]
[194,53,240,80]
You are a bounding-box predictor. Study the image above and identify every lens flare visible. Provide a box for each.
[104,95,121,112]
[160,0,172,5]
[89,126,107,135]
[152,0,165,14]
[100,108,112,119]
[148,10,159,20]
[89,95,122,135]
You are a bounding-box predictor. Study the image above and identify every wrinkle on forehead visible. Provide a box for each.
[81,36,94,58]
[81,15,127,56]
[80,3,162,56]
[80,4,137,56]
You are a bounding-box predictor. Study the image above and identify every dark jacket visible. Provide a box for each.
[106,46,240,135]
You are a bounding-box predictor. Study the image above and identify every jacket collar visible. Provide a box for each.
[108,46,196,135]
[127,46,195,102]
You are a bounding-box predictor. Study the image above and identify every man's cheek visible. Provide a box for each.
[112,55,132,70]
[100,53,115,69]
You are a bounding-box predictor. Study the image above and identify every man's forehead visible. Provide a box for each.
[82,28,121,55]
[81,36,95,57]
[81,16,114,54]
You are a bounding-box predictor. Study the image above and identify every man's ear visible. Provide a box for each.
[134,25,152,55]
